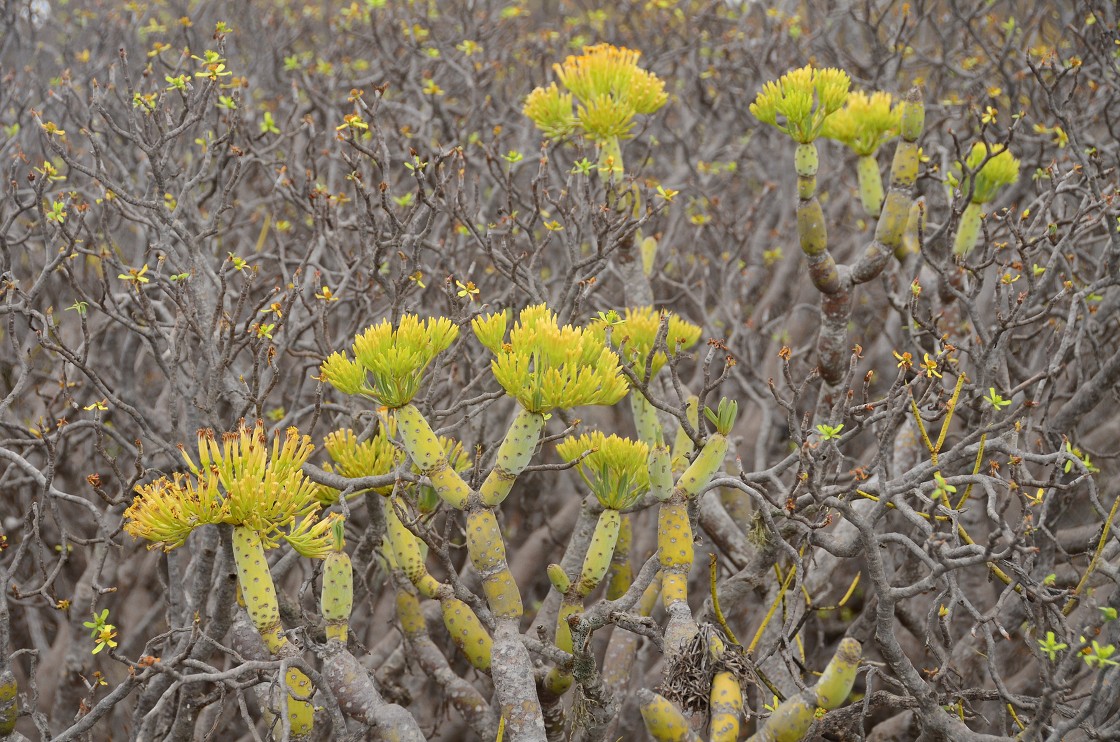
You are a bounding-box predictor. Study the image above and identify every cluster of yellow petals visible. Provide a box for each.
[556,431,650,510]
[320,314,459,408]
[820,90,902,156]
[590,306,702,382]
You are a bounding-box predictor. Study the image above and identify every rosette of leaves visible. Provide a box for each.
[546,431,650,694]
[523,43,667,143]
[820,90,902,215]
[749,65,851,144]
[123,421,337,738]
[948,142,1021,255]
[556,431,651,511]
[319,314,459,409]
[315,428,402,502]
[590,307,702,445]
[125,421,338,556]
[472,304,628,414]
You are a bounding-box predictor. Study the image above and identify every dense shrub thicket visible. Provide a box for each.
[1,1,1118,740]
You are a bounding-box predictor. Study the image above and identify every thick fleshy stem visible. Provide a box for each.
[394,403,471,509]
[953,201,984,256]
[231,526,314,738]
[544,509,623,695]
[638,689,702,742]
[393,573,497,738]
[747,637,862,742]
[605,513,633,600]
[805,88,924,385]
[0,668,18,736]
[856,154,884,216]
[321,642,426,741]
[383,502,494,671]
[709,634,744,742]
[479,408,545,507]
[658,432,729,650]
[321,527,352,644]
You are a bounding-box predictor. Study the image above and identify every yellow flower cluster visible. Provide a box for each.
[472,304,628,413]
[124,421,338,557]
[523,43,668,141]
[749,65,851,143]
[317,429,402,500]
[820,90,901,156]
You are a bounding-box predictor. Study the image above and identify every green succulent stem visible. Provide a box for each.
[231,526,314,737]
[630,393,662,447]
[0,669,17,736]
[747,637,862,742]
[465,507,523,620]
[953,201,984,256]
[440,597,494,672]
[394,404,471,509]
[639,689,702,742]
[384,498,442,598]
[578,508,621,596]
[606,512,633,599]
[856,154,884,216]
[321,548,352,643]
[479,407,545,507]
[674,433,728,499]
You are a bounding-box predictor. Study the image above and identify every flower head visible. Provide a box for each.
[523,83,578,139]
[750,65,851,143]
[948,142,1021,204]
[820,90,901,156]
[472,304,628,413]
[556,431,650,509]
[316,428,403,501]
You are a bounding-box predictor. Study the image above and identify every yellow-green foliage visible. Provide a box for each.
[556,431,650,509]
[472,304,628,413]
[524,43,667,141]
[589,306,703,382]
[949,142,1021,204]
[124,421,337,557]
[820,90,901,156]
[750,65,851,143]
[320,314,459,408]
[317,428,401,500]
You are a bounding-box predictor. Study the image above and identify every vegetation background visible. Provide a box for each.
[0,0,1118,740]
